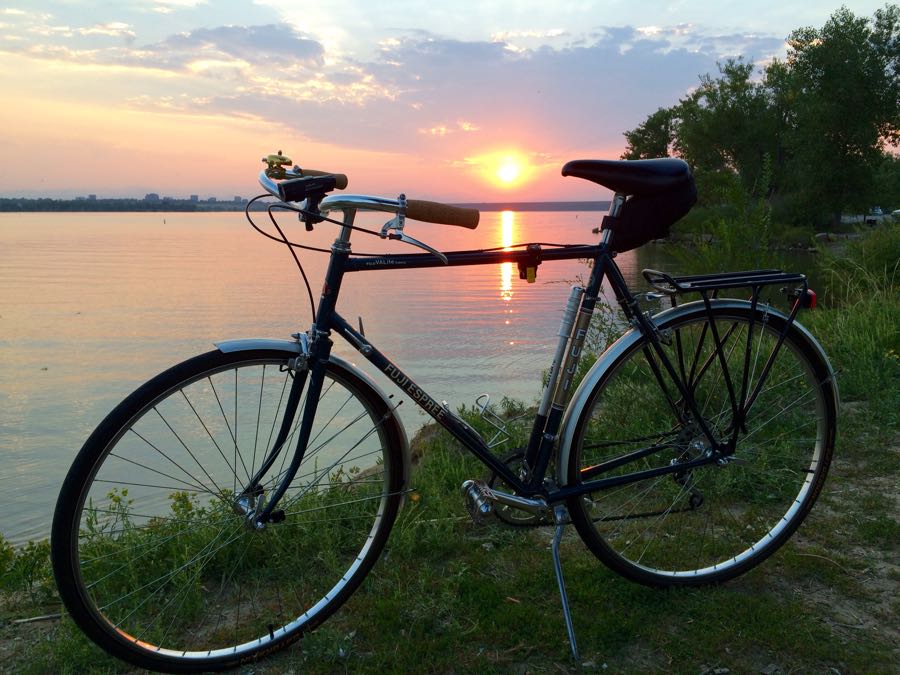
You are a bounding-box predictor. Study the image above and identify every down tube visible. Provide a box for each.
[330,312,529,493]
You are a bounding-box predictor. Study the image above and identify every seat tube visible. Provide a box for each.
[528,247,615,484]
[524,286,584,471]
[526,194,627,482]
[548,195,624,414]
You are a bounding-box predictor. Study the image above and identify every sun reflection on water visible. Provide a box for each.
[499,210,515,303]
[501,210,514,249]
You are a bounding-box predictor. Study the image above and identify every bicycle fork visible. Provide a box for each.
[232,331,332,529]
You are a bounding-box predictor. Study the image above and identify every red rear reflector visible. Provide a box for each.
[805,289,817,309]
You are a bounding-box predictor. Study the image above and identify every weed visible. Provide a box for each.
[0,539,54,602]
[4,224,898,673]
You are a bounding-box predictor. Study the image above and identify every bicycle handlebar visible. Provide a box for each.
[293,168,349,190]
[258,170,480,229]
[405,200,479,229]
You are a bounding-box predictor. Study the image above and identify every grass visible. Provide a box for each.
[2,224,898,673]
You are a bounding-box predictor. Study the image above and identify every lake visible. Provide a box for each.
[0,209,679,545]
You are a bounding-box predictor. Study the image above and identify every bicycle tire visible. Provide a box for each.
[565,302,836,587]
[51,348,405,672]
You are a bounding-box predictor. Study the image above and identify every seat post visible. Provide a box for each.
[602,193,627,246]
[609,192,627,217]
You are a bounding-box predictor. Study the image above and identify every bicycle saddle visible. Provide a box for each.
[561,158,691,196]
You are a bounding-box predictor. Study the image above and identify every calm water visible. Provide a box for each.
[0,210,675,544]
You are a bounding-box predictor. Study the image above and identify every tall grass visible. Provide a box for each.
[4,217,898,674]
[808,222,900,415]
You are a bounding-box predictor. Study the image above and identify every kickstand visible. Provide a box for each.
[551,505,580,661]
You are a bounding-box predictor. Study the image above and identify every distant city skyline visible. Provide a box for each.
[6,192,249,203]
[0,1,889,202]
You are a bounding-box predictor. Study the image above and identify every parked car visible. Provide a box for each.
[865,206,885,224]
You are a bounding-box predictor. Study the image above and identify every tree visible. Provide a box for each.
[873,153,900,209]
[621,5,900,226]
[621,107,673,159]
[674,59,784,201]
[785,5,900,223]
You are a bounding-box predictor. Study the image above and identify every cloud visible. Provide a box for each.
[305,30,719,153]
[151,0,208,14]
[688,32,786,59]
[79,22,136,41]
[0,15,795,164]
[117,26,775,155]
[158,24,323,66]
[419,120,482,136]
[3,21,326,75]
[491,29,567,40]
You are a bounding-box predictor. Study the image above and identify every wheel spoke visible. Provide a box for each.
[570,308,833,584]
[57,352,401,666]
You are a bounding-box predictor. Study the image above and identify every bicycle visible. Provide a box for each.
[51,153,838,672]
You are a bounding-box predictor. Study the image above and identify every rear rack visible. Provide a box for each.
[642,268,807,295]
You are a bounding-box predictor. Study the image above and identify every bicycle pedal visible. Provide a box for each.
[461,479,493,524]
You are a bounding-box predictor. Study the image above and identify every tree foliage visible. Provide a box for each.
[622,5,900,225]
[621,107,674,160]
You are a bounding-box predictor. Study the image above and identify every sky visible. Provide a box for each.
[0,1,890,201]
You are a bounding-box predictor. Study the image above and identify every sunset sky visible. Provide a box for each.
[0,1,887,201]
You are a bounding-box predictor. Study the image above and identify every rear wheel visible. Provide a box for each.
[52,348,404,672]
[567,305,836,586]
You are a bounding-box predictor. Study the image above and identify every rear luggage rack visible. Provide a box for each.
[642,268,807,295]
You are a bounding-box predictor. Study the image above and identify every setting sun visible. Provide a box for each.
[497,159,521,184]
[465,149,535,190]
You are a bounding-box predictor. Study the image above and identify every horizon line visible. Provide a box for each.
[0,196,612,213]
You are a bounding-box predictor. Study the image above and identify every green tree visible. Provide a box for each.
[621,60,785,204]
[675,59,785,203]
[621,107,674,159]
[784,5,900,223]
[873,153,900,210]
[621,5,900,226]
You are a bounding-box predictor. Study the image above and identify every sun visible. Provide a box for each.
[497,158,521,185]
[464,149,535,189]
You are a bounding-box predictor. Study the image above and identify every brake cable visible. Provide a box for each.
[245,193,587,324]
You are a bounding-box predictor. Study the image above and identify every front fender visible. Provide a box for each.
[215,338,412,494]
[555,299,838,485]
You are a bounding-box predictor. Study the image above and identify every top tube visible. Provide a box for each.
[342,243,604,273]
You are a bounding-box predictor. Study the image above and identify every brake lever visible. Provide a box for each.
[386,231,449,264]
[380,193,448,264]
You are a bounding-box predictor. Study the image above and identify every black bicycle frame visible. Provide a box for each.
[325,242,611,498]
[251,234,773,524]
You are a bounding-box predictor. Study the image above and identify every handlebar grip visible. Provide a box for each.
[405,200,480,229]
[298,169,349,190]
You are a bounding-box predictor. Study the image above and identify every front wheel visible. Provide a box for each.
[52,348,405,672]
[566,304,836,587]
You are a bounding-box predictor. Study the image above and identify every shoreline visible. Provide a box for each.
[0,199,611,214]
